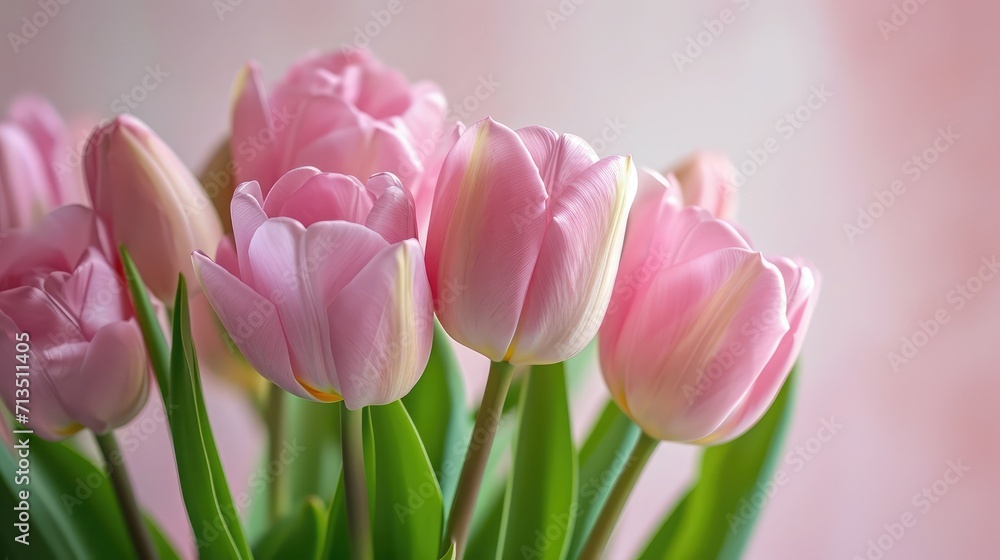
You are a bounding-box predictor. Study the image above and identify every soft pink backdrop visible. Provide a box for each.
[2,0,996,558]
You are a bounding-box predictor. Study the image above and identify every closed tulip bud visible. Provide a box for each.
[192,167,433,409]
[231,48,450,238]
[668,151,738,219]
[0,96,85,230]
[599,175,819,443]
[425,118,637,365]
[0,206,149,440]
[84,115,223,301]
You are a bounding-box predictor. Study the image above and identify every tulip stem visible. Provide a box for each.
[266,383,286,523]
[578,431,659,560]
[443,360,516,558]
[95,431,158,560]
[340,405,373,560]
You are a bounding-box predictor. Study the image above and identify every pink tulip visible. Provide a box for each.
[0,205,149,440]
[85,115,223,302]
[425,118,637,365]
[230,48,451,238]
[599,177,819,443]
[0,96,85,230]
[667,151,738,219]
[192,167,433,409]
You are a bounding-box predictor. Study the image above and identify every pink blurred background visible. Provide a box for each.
[3,0,997,558]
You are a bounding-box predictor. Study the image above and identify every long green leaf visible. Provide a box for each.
[368,400,443,560]
[1,437,130,559]
[170,276,252,559]
[252,496,327,560]
[120,246,170,400]
[497,362,577,560]
[401,321,469,508]
[567,400,641,559]
[640,369,798,559]
[322,470,350,560]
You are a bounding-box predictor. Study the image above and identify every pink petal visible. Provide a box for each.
[245,219,387,396]
[508,155,636,364]
[516,126,599,199]
[192,251,310,400]
[230,181,268,283]
[425,118,549,361]
[231,61,278,189]
[365,180,417,244]
[618,249,788,442]
[327,240,433,409]
[44,248,130,338]
[61,321,149,434]
[0,122,50,229]
[703,258,821,443]
[270,171,372,226]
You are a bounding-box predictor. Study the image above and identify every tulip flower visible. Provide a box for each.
[0,96,85,230]
[84,115,223,302]
[191,167,433,409]
[0,205,149,440]
[599,171,819,443]
[667,151,738,219]
[429,117,636,557]
[230,48,451,238]
[425,117,637,365]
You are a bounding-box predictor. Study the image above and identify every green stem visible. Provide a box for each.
[266,383,286,523]
[95,432,158,560]
[341,405,373,560]
[443,360,515,558]
[578,432,659,560]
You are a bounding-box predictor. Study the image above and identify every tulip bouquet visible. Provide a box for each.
[0,49,818,560]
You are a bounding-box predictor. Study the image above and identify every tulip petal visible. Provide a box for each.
[246,219,387,396]
[44,248,130,339]
[230,181,268,282]
[425,118,549,361]
[508,155,636,364]
[0,312,80,440]
[192,251,310,400]
[231,61,278,189]
[0,123,50,229]
[703,258,820,443]
[618,248,788,442]
[327,240,433,409]
[366,184,417,244]
[61,321,149,434]
[515,126,599,199]
[268,170,372,226]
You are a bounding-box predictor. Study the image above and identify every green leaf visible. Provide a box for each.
[368,401,443,560]
[147,515,183,560]
[252,496,327,560]
[439,541,456,560]
[463,409,517,560]
[119,246,170,400]
[285,398,342,507]
[401,321,469,507]
[567,400,642,559]
[497,362,577,560]
[0,436,133,559]
[322,471,350,560]
[639,369,799,560]
[169,276,252,559]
